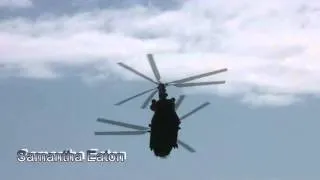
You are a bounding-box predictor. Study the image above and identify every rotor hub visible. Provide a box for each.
[158,83,167,99]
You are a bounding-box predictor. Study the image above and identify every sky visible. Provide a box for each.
[1,0,320,179]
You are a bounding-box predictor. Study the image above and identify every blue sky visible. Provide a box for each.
[1,0,320,179]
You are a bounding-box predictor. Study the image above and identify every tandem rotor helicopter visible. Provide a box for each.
[94,54,227,158]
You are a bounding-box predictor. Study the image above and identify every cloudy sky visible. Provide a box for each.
[1,0,320,179]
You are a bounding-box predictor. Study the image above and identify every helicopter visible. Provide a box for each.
[94,54,227,158]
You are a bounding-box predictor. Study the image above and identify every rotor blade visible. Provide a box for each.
[177,139,196,152]
[141,89,158,109]
[174,81,226,87]
[97,118,149,130]
[175,95,185,110]
[147,54,161,83]
[168,68,228,84]
[114,88,157,106]
[180,102,210,120]
[95,131,148,135]
[117,62,158,84]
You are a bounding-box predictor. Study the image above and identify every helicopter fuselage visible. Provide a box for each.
[148,98,181,158]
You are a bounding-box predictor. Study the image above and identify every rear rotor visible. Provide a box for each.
[115,53,227,109]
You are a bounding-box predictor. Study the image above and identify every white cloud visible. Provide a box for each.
[0,0,32,8]
[242,93,301,107]
[1,0,320,106]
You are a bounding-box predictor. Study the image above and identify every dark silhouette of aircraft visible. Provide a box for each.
[94,54,227,158]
